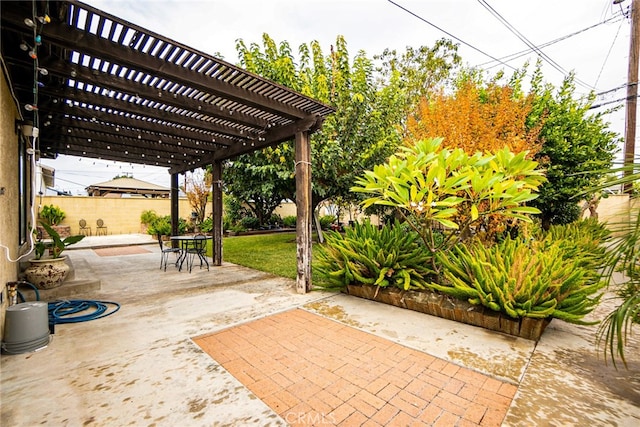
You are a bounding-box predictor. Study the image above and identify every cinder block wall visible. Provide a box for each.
[39,196,208,235]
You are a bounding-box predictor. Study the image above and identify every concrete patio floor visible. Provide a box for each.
[1,233,638,426]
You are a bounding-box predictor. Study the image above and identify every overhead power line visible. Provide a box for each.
[476,14,624,69]
[589,94,640,109]
[386,0,517,71]
[594,16,625,87]
[477,0,596,91]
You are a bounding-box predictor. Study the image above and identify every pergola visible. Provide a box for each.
[1,0,334,292]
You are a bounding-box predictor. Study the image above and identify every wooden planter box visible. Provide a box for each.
[345,285,551,341]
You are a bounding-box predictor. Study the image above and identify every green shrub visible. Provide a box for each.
[178,217,188,234]
[39,205,66,226]
[315,220,435,291]
[268,214,282,226]
[147,216,171,236]
[282,216,296,228]
[430,232,607,324]
[319,215,336,230]
[140,210,158,226]
[223,215,234,231]
[240,215,260,230]
[200,217,213,233]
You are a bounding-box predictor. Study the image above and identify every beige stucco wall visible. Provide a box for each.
[39,195,210,235]
[34,197,379,236]
[594,194,634,224]
[0,68,24,341]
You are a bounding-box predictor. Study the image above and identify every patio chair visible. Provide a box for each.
[79,219,91,236]
[158,234,181,271]
[96,219,107,235]
[186,234,209,273]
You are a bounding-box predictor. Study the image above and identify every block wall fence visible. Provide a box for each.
[38,193,637,236]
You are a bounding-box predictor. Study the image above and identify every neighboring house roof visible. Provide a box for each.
[85,177,170,198]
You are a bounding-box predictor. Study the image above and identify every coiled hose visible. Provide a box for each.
[48,300,120,324]
[13,281,120,325]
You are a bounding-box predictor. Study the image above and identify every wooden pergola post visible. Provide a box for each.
[212,161,223,266]
[170,173,179,240]
[295,130,312,293]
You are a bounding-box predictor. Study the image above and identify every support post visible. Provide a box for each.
[623,0,639,192]
[170,173,179,241]
[295,130,312,293]
[212,161,223,266]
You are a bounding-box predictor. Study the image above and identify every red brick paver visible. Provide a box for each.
[93,246,151,256]
[193,309,514,426]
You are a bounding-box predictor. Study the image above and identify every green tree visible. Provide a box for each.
[225,34,460,218]
[374,40,462,129]
[223,157,291,226]
[526,64,619,229]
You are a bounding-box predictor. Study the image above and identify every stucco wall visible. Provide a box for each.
[39,195,211,235]
[0,68,23,340]
[594,194,634,224]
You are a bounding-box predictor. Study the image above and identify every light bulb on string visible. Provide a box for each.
[36,15,51,24]
[35,35,41,45]
[24,18,36,28]
[24,104,38,111]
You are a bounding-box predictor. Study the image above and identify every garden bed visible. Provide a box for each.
[345,284,551,341]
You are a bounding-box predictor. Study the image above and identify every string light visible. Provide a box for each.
[36,15,51,24]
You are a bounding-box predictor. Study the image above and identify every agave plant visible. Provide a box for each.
[430,229,608,323]
[315,220,434,291]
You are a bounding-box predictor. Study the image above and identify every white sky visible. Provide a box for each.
[40,0,636,195]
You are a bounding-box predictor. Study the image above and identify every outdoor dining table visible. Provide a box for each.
[170,235,212,271]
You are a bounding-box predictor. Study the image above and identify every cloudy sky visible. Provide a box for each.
[40,0,635,194]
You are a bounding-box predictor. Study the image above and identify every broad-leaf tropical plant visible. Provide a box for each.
[35,221,85,259]
[351,137,546,269]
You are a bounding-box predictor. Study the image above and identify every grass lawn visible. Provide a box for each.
[218,231,328,285]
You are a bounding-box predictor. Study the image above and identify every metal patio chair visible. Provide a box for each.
[96,219,108,235]
[79,219,91,236]
[186,234,209,273]
[158,234,181,271]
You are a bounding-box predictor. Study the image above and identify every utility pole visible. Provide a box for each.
[622,0,639,192]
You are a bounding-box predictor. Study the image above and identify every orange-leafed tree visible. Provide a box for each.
[181,169,212,224]
[405,79,543,158]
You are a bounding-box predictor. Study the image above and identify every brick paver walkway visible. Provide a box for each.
[194,309,516,426]
[93,246,151,256]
